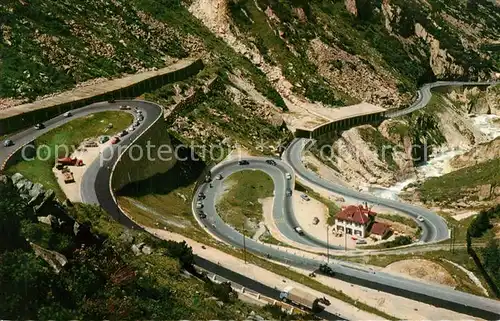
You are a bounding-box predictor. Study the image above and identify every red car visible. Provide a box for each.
[57,157,83,166]
[111,136,120,144]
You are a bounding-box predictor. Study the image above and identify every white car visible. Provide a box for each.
[285,173,292,180]
[216,174,223,180]
[196,201,203,209]
[63,111,72,117]
[417,215,425,222]
[119,105,131,110]
[301,194,310,201]
[294,226,304,235]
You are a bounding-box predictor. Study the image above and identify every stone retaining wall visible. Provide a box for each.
[0,59,204,135]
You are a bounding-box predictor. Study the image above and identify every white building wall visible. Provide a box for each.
[334,219,366,238]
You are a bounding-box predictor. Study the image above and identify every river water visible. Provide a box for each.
[367,114,500,200]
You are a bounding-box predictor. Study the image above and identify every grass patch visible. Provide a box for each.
[377,213,418,229]
[216,170,274,237]
[5,111,133,200]
[417,158,500,204]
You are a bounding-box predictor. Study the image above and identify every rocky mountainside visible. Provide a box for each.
[189,0,500,110]
[310,86,496,187]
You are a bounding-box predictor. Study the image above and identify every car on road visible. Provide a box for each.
[119,105,131,110]
[34,123,45,130]
[286,189,292,197]
[198,192,206,200]
[300,194,310,201]
[196,201,203,209]
[119,130,128,137]
[3,139,14,147]
[238,160,249,165]
[285,173,292,180]
[108,99,116,103]
[63,111,72,117]
[110,136,120,144]
[99,136,110,144]
[198,211,207,219]
[356,239,367,245]
[417,215,425,222]
[215,174,223,180]
[138,115,144,121]
[266,159,277,166]
[294,226,304,235]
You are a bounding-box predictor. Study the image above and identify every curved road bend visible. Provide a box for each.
[1,84,499,318]
[283,138,449,243]
[1,100,339,319]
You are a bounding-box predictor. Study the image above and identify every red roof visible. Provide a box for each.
[371,222,391,235]
[336,205,370,225]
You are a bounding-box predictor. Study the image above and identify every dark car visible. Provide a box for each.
[108,99,116,103]
[266,159,277,165]
[199,211,207,219]
[198,192,206,200]
[238,160,250,165]
[34,123,45,130]
[3,139,14,147]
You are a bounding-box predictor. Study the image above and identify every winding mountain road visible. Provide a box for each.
[1,80,500,318]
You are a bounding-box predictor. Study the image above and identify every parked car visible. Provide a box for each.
[99,136,110,144]
[266,159,277,166]
[34,123,45,130]
[198,192,206,200]
[119,130,128,137]
[286,189,292,197]
[138,115,144,121]
[285,173,292,180]
[199,211,207,219]
[196,201,203,209]
[110,136,120,144]
[63,111,72,117]
[301,194,310,201]
[3,139,14,147]
[417,215,425,222]
[216,174,223,180]
[356,239,367,245]
[238,160,250,165]
[108,99,116,103]
[294,226,304,235]
[119,105,131,110]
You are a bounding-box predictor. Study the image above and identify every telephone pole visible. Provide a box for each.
[326,225,330,264]
[242,226,247,264]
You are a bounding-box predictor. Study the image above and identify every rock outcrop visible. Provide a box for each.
[450,137,500,170]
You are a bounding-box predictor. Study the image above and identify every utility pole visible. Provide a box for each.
[242,226,247,264]
[344,228,347,252]
[326,225,330,264]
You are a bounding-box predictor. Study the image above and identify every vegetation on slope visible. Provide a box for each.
[417,158,500,204]
[217,170,274,237]
[0,177,275,320]
[5,111,133,200]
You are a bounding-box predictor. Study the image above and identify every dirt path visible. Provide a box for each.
[383,259,457,287]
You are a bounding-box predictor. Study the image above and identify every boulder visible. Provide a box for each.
[37,214,58,227]
[11,173,24,184]
[119,230,134,244]
[493,186,500,196]
[131,244,142,256]
[29,183,45,199]
[141,245,153,255]
[478,184,492,201]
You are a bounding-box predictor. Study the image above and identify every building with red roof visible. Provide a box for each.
[334,204,375,238]
[370,222,391,240]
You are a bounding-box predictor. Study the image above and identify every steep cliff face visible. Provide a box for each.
[450,137,500,171]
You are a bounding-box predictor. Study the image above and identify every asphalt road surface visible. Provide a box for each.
[2,80,500,318]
